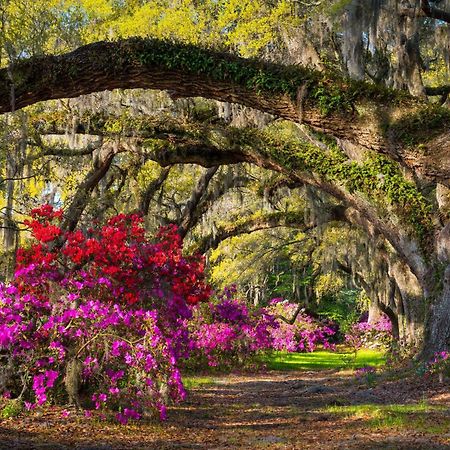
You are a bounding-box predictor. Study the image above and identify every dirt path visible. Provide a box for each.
[1,369,449,449]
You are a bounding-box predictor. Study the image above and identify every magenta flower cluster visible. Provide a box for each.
[345,314,393,351]
[187,292,337,369]
[427,351,450,375]
[0,281,187,422]
[0,209,211,423]
[266,300,336,353]
[187,287,278,368]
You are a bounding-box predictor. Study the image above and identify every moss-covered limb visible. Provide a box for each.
[32,107,433,245]
[193,209,336,254]
[139,166,172,216]
[60,144,121,233]
[178,166,219,238]
[1,37,414,114]
[30,105,433,247]
[179,170,252,239]
[31,106,448,185]
[24,105,432,279]
[259,127,434,244]
[28,110,209,140]
[26,136,103,162]
[3,37,449,182]
[388,105,450,148]
[420,0,450,23]
[28,110,429,280]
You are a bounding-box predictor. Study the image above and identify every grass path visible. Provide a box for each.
[263,348,386,371]
[1,351,450,449]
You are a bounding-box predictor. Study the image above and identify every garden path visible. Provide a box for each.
[1,369,449,449]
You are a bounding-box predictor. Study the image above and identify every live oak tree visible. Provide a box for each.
[0,0,449,357]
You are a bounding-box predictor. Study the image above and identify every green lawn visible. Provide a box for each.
[325,402,450,433]
[182,375,216,389]
[263,348,386,371]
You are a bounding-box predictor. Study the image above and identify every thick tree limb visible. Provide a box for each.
[190,172,252,225]
[178,166,219,238]
[425,85,450,97]
[34,108,430,281]
[139,166,172,216]
[421,0,450,23]
[194,206,347,254]
[61,143,121,232]
[2,38,449,183]
[74,116,429,283]
[400,1,450,23]
[26,136,103,162]
[425,85,450,104]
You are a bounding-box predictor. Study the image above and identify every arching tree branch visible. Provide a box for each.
[139,166,172,216]
[61,143,122,232]
[178,166,219,238]
[194,206,347,254]
[421,0,450,23]
[1,38,449,183]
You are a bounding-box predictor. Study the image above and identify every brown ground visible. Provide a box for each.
[1,369,449,449]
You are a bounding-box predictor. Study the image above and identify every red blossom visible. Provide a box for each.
[16,209,211,309]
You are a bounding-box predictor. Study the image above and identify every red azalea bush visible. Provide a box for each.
[0,205,211,422]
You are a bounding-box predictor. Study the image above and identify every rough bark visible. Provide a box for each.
[0,38,449,184]
[61,143,120,232]
[179,166,219,238]
[423,265,450,357]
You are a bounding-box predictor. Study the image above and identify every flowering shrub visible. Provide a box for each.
[0,206,211,422]
[354,365,377,387]
[266,299,336,352]
[427,351,450,382]
[186,295,337,370]
[186,287,278,369]
[345,314,392,352]
[354,366,377,377]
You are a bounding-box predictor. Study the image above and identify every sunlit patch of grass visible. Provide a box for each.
[263,348,385,371]
[182,376,215,390]
[325,402,450,433]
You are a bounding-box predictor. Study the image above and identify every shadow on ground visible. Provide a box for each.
[0,369,449,449]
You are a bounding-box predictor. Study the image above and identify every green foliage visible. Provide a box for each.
[132,37,407,115]
[209,227,309,300]
[317,289,362,334]
[261,124,433,245]
[1,399,23,419]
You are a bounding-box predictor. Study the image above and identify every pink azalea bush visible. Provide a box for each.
[266,299,336,352]
[345,314,392,352]
[186,294,337,370]
[186,287,278,369]
[427,351,450,382]
[0,206,211,423]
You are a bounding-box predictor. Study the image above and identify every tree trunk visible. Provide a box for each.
[368,302,382,324]
[422,264,450,357]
